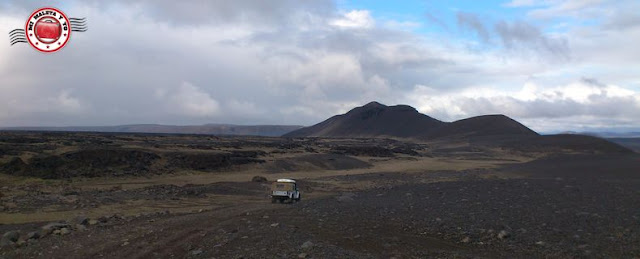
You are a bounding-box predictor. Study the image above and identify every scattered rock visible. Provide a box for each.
[75,224,87,231]
[1,231,20,247]
[88,219,99,225]
[59,228,71,236]
[15,240,26,247]
[70,215,89,226]
[270,223,280,227]
[27,231,41,240]
[41,222,70,236]
[301,240,314,250]
[298,252,308,258]
[3,202,17,209]
[461,237,470,243]
[2,231,20,242]
[336,193,355,202]
[497,230,510,239]
[191,249,203,255]
[251,176,268,182]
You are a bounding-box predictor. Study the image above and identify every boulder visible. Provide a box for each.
[15,240,26,247]
[336,193,355,202]
[41,222,70,236]
[60,228,71,235]
[251,176,268,182]
[1,231,20,247]
[75,224,87,231]
[497,230,510,239]
[70,215,89,226]
[26,231,41,240]
[301,240,314,250]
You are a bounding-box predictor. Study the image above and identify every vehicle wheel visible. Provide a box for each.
[279,199,284,203]
[271,197,276,203]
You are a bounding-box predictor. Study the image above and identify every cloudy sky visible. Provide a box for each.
[1,0,639,133]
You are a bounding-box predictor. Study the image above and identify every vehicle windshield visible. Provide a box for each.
[273,182,294,191]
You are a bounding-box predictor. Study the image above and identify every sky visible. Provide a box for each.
[0,0,639,133]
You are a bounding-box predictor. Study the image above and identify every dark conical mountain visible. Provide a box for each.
[283,101,445,138]
[283,101,633,153]
[283,101,539,139]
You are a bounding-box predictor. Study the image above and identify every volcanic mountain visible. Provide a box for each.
[283,101,538,139]
[425,114,539,139]
[283,102,445,138]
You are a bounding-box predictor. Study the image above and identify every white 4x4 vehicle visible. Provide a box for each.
[271,179,301,203]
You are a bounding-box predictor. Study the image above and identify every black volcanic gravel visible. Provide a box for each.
[296,178,640,258]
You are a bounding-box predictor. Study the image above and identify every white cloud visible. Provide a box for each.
[226,99,265,118]
[162,82,220,117]
[382,20,422,31]
[405,79,640,131]
[330,10,375,29]
[517,0,606,19]
[503,0,540,7]
[50,90,83,113]
[0,1,638,132]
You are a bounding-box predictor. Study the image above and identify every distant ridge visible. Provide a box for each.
[284,101,538,139]
[1,124,303,137]
[560,131,640,138]
[425,114,539,139]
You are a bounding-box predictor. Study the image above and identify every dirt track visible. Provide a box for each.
[3,161,640,258]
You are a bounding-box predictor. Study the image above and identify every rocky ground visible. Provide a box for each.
[0,132,639,258]
[2,174,639,258]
